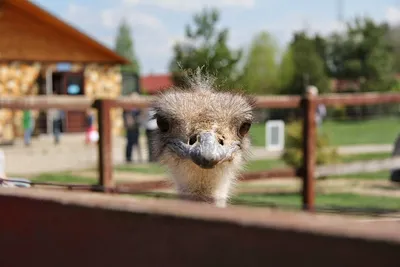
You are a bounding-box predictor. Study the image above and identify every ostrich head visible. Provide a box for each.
[152,73,254,207]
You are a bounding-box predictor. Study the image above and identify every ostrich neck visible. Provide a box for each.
[169,165,238,208]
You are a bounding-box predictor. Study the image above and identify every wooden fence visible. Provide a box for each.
[1,187,399,267]
[1,91,400,211]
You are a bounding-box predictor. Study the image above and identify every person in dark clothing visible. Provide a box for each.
[53,109,64,145]
[123,109,141,163]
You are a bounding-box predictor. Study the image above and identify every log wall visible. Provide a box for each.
[0,62,41,143]
[0,62,124,143]
[83,64,123,136]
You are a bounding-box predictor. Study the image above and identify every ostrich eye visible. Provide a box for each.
[238,122,251,137]
[157,116,170,132]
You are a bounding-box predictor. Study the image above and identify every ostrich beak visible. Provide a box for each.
[190,132,240,169]
[167,133,241,169]
[190,132,225,169]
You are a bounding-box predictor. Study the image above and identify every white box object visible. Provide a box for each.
[265,120,285,151]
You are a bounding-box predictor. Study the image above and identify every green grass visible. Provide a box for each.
[129,191,400,214]
[115,164,167,174]
[244,158,287,172]
[231,192,400,212]
[30,172,95,184]
[249,123,265,147]
[250,117,399,147]
[322,117,400,146]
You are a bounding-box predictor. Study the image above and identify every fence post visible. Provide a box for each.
[301,86,317,211]
[94,99,114,192]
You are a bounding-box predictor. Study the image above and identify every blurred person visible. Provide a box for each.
[22,109,34,146]
[123,107,141,163]
[85,110,98,144]
[308,85,326,127]
[316,103,327,127]
[53,109,64,145]
[145,107,158,162]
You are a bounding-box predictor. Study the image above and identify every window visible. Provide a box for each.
[121,72,140,95]
[66,74,84,95]
[67,84,81,95]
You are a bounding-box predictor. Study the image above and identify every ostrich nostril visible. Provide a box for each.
[188,135,197,145]
[218,137,224,146]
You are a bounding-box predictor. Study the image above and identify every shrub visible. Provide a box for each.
[281,121,339,168]
[329,105,347,120]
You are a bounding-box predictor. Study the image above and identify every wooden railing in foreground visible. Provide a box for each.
[1,91,400,211]
[0,187,399,267]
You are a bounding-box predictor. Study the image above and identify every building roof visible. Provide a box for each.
[0,0,129,64]
[141,74,174,94]
[331,79,361,92]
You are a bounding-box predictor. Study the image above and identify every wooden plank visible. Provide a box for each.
[254,95,301,108]
[113,96,154,109]
[317,92,400,106]
[0,188,399,267]
[316,157,400,177]
[114,95,302,109]
[302,89,317,212]
[95,99,114,190]
[0,95,92,110]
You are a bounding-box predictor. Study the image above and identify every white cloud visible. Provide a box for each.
[386,6,400,25]
[63,3,95,26]
[122,0,255,12]
[100,7,163,30]
[54,2,170,73]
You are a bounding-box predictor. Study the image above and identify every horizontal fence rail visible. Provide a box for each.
[0,95,93,110]
[0,188,399,267]
[1,92,398,110]
[253,95,301,108]
[317,92,400,106]
[113,96,154,109]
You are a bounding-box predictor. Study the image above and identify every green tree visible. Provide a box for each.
[326,17,395,92]
[280,31,330,95]
[387,24,400,73]
[277,45,295,91]
[169,7,242,89]
[240,31,280,94]
[314,34,330,75]
[114,19,140,74]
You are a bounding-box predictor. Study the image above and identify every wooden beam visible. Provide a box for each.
[0,96,92,110]
[254,95,301,108]
[94,99,114,191]
[301,89,317,212]
[0,188,399,267]
[317,92,400,106]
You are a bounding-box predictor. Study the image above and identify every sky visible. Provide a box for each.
[32,0,400,75]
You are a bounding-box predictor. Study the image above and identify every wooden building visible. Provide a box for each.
[0,0,131,144]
